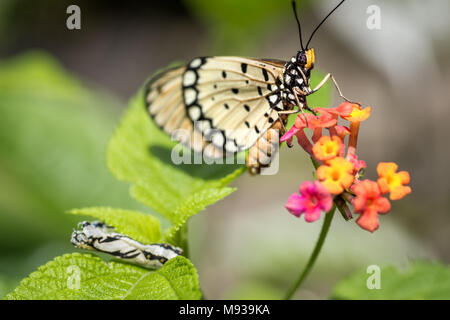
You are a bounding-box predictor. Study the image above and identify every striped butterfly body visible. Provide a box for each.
[144,0,348,174]
[145,52,316,174]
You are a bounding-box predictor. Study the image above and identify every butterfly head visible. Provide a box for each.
[296,48,315,70]
[291,0,346,69]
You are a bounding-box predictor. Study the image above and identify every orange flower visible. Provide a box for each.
[342,104,371,123]
[317,102,353,118]
[281,111,337,155]
[352,180,391,232]
[377,162,411,200]
[344,104,370,156]
[294,111,337,129]
[312,136,343,161]
[347,153,367,175]
[317,157,354,194]
[334,125,350,140]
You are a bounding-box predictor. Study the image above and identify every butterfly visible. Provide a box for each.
[145,0,349,174]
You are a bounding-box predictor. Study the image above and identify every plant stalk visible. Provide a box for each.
[284,204,336,300]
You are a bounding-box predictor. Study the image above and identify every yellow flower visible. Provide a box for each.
[377,162,411,200]
[312,136,342,161]
[342,104,371,123]
[317,157,354,194]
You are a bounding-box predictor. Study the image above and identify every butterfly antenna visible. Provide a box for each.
[305,0,346,49]
[292,0,304,51]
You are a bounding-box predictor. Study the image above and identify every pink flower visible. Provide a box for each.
[351,180,391,232]
[280,125,300,145]
[334,125,351,140]
[285,181,333,222]
[280,112,337,154]
[347,153,367,175]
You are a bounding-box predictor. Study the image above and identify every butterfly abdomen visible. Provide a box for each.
[246,117,287,174]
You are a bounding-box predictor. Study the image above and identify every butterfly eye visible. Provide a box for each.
[296,51,307,65]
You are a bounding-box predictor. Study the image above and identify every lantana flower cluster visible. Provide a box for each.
[281,102,411,232]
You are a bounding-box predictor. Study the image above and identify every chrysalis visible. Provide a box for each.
[71,221,182,269]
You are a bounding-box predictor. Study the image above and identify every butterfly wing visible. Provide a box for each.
[145,65,214,156]
[145,57,286,157]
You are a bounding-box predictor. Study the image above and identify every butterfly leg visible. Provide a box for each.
[277,109,300,115]
[291,89,317,129]
[311,73,360,105]
[291,88,316,115]
[277,98,303,134]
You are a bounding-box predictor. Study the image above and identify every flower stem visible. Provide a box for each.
[284,204,336,300]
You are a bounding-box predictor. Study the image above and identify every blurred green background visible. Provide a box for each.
[0,0,449,299]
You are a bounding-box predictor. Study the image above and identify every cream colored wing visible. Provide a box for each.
[145,65,222,158]
[145,57,286,158]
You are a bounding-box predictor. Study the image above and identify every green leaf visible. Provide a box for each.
[6,253,201,300]
[163,187,235,243]
[107,90,244,225]
[68,207,162,244]
[0,51,144,251]
[332,262,450,300]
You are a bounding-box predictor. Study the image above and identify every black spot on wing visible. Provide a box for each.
[232,88,239,94]
[257,86,262,96]
[222,71,227,78]
[262,69,269,81]
[241,63,248,73]
[244,104,250,112]
[245,121,250,128]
